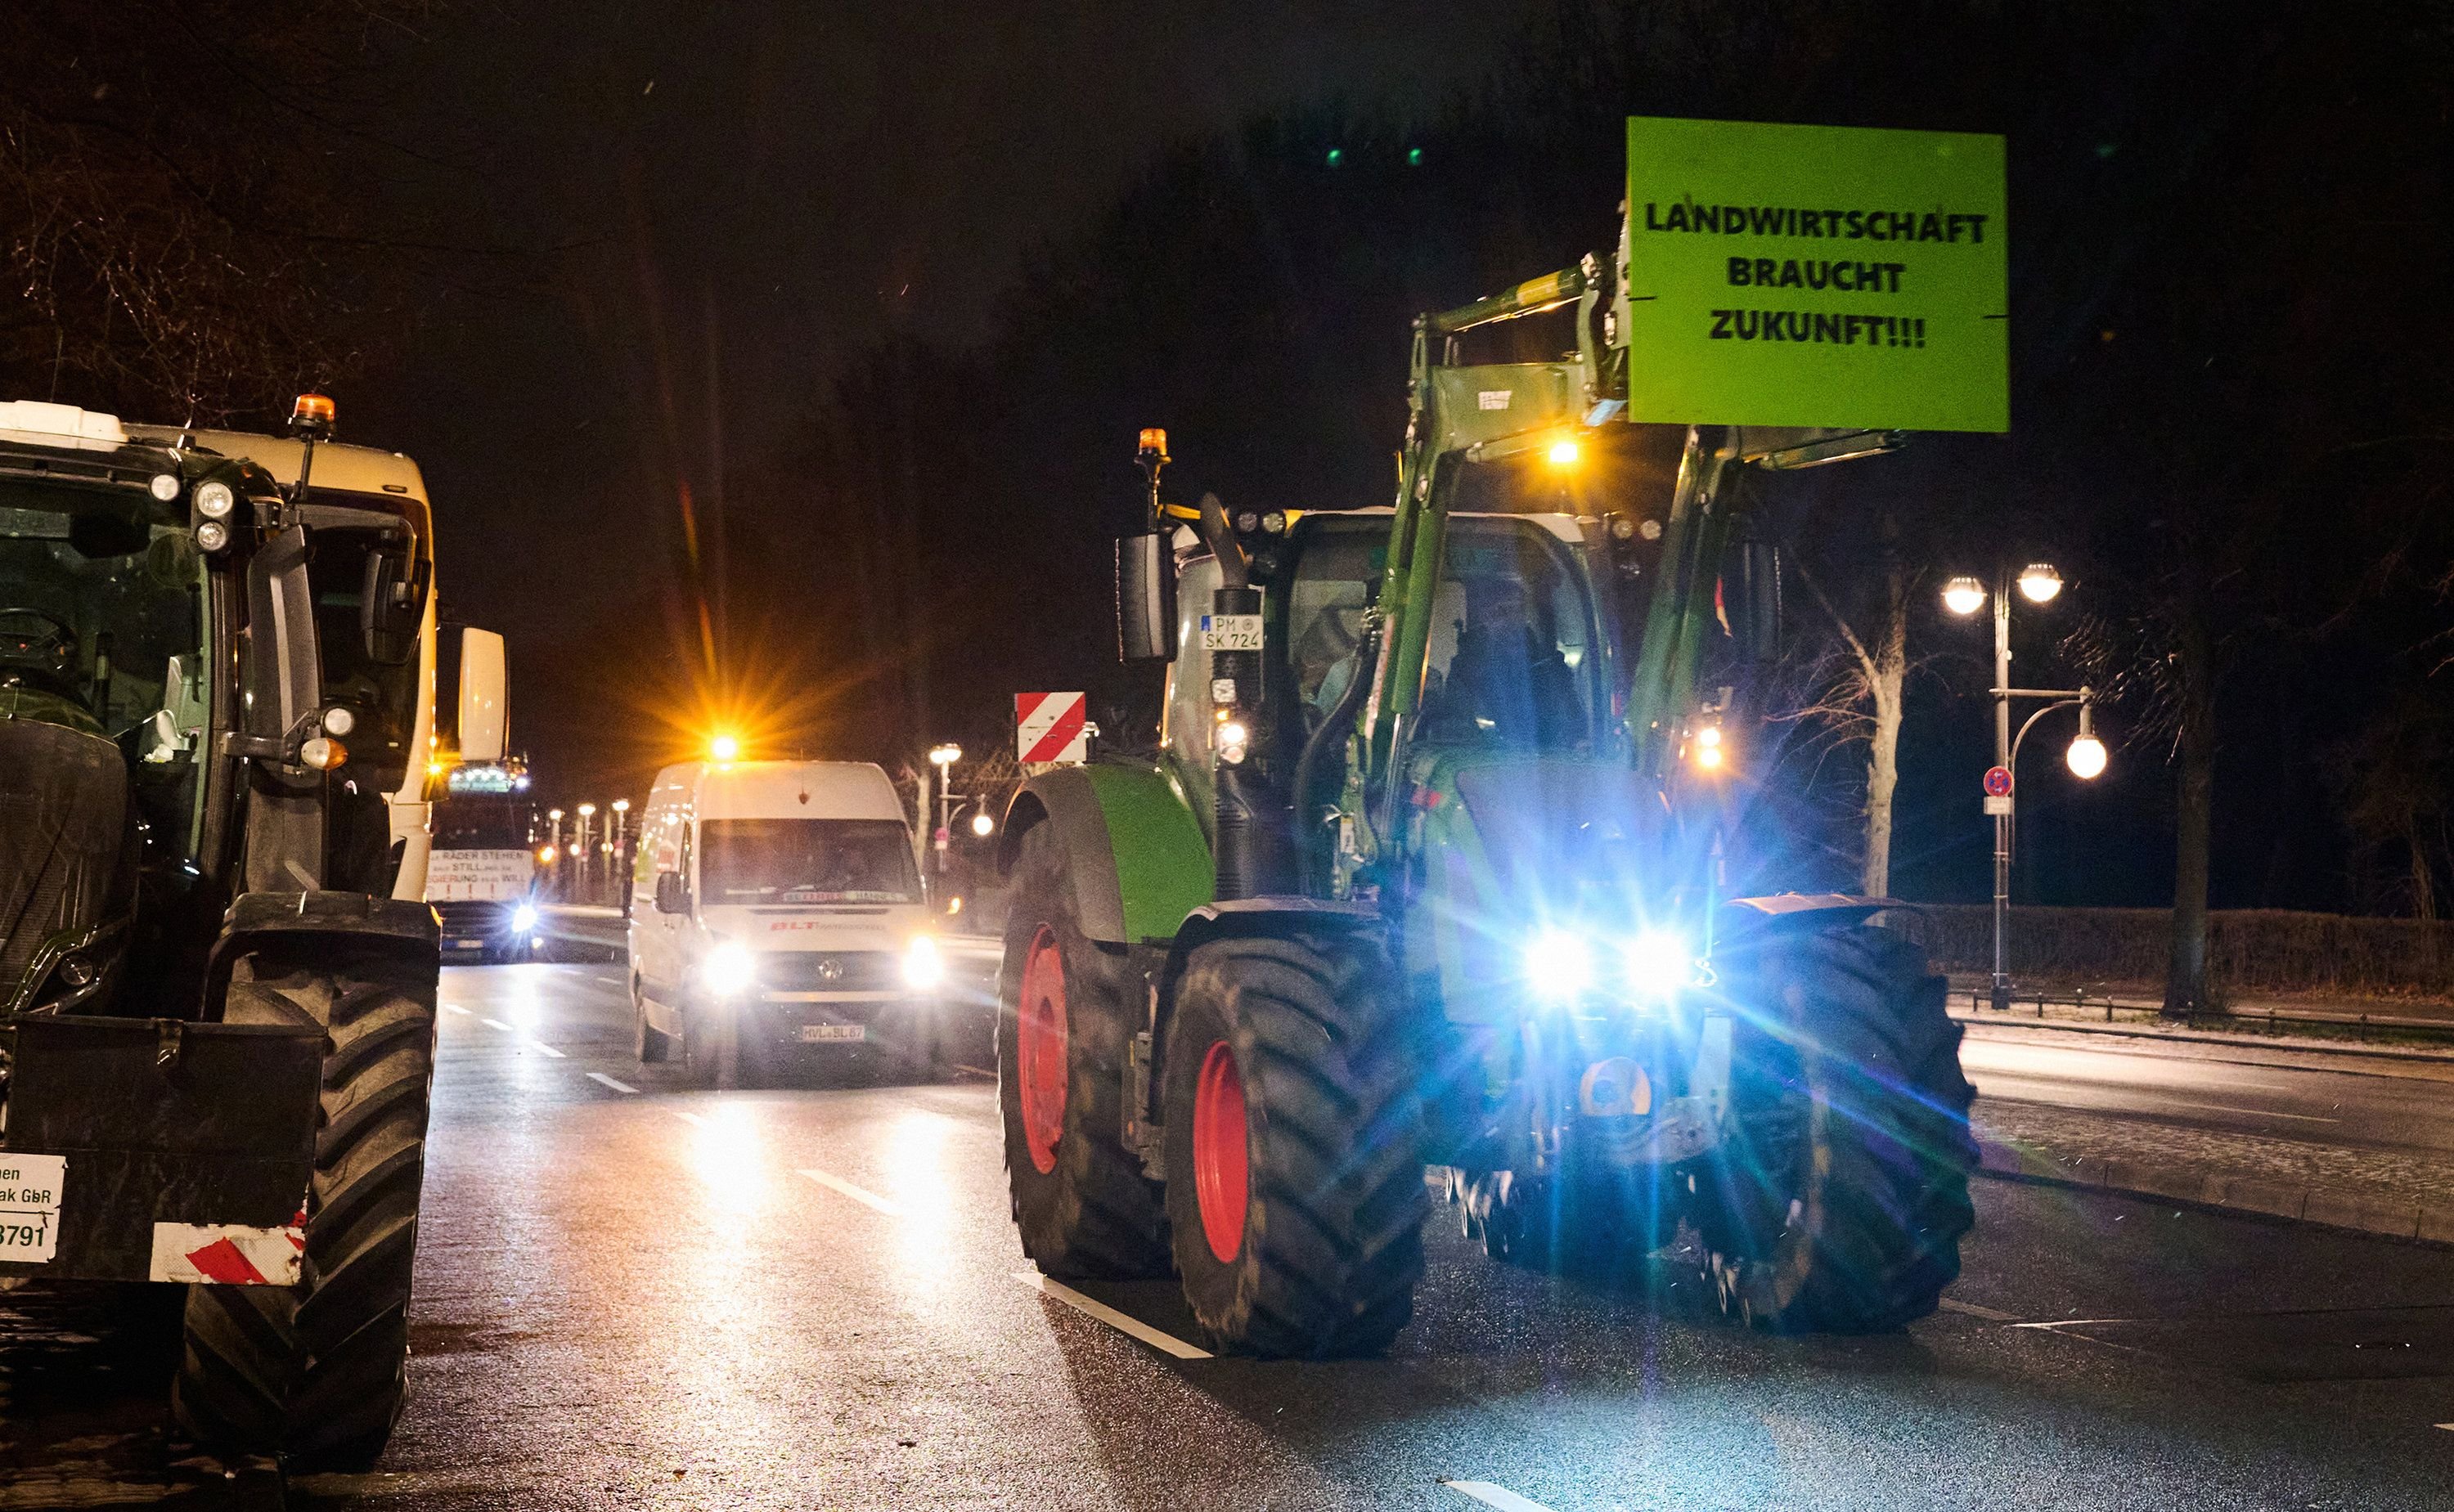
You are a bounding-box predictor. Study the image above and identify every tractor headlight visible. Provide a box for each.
[702,941,756,998]
[902,935,945,989]
[194,480,235,518]
[510,903,537,935]
[1526,928,1594,1000]
[1623,929,1692,1000]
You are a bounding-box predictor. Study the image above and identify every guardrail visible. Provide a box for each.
[1958,985,2454,1039]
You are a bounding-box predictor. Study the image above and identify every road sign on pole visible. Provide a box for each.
[1016,692,1090,764]
[1983,765,2014,797]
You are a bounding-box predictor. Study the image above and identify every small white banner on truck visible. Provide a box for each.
[0,1154,65,1264]
[1016,692,1090,764]
[426,848,534,902]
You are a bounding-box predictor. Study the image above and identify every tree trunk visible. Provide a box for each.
[1860,556,1909,898]
[2164,570,2218,1018]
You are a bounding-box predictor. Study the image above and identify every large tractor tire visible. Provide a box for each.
[1162,932,1426,1357]
[173,943,440,1470]
[1694,923,1976,1333]
[996,823,1170,1279]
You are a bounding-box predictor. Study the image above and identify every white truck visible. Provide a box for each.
[627,759,947,1085]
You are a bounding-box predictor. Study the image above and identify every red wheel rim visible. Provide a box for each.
[1017,926,1068,1174]
[1191,1039,1249,1263]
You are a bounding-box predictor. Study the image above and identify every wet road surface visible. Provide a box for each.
[5,958,2454,1509]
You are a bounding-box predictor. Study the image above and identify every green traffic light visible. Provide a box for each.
[1407,147,1423,166]
[1325,147,1343,168]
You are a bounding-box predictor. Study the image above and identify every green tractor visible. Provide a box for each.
[994,235,1978,1353]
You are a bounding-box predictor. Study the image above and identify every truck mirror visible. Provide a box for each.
[360,543,423,666]
[1116,532,1175,662]
[244,526,322,743]
[1728,539,1782,663]
[654,872,688,914]
[456,628,507,763]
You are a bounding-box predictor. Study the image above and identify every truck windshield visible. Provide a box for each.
[0,480,203,741]
[1286,515,1598,752]
[700,819,920,905]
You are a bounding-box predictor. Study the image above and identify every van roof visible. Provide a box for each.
[645,760,906,823]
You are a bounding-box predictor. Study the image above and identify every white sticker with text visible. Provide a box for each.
[0,1154,66,1264]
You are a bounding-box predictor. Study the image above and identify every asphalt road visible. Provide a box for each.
[7,958,2454,1509]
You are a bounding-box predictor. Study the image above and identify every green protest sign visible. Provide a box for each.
[1621,116,2007,433]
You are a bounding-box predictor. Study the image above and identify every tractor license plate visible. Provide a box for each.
[799,1025,865,1043]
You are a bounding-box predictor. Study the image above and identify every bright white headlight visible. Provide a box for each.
[194,480,235,518]
[1526,928,1593,1000]
[702,941,756,998]
[902,935,945,989]
[510,903,537,934]
[1624,930,1692,999]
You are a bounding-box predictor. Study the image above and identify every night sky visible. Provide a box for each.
[339,1,1542,790]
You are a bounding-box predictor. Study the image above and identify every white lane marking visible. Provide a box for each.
[2009,1317,2127,1330]
[587,1072,639,1094]
[1443,1481,1559,1512]
[797,1169,903,1215]
[667,1110,708,1127]
[1012,1270,1211,1360]
[953,1063,996,1079]
[530,1042,567,1058]
[479,1017,514,1032]
[441,1004,470,1016]
[1939,1298,2021,1322]
[2437,1423,2454,1431]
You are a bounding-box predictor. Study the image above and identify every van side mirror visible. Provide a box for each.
[1728,540,1781,663]
[654,872,688,914]
[456,627,507,762]
[1116,532,1175,662]
[361,541,424,666]
[244,526,321,745]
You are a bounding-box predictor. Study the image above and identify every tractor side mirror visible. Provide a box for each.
[1116,532,1176,662]
[654,872,688,914]
[1728,540,1781,663]
[360,541,424,666]
[243,526,322,745]
[456,627,507,763]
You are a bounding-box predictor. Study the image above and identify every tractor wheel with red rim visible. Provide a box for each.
[996,823,1169,1279]
[1162,931,1425,1357]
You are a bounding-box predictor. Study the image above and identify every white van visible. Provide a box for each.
[627,760,945,1082]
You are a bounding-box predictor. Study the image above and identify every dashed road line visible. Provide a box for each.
[587,1072,639,1094]
[1939,1298,2022,1322]
[953,1063,996,1079]
[1012,1270,1211,1361]
[479,1017,515,1032]
[1442,1483,1557,1512]
[797,1169,903,1215]
[667,1110,708,1127]
[2436,1423,2454,1432]
[529,1042,567,1058]
[442,1004,470,1016]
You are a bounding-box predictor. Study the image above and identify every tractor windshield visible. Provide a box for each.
[0,478,204,743]
[1287,514,1600,752]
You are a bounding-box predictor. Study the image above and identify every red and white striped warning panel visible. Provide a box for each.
[150,1213,307,1285]
[1015,691,1089,764]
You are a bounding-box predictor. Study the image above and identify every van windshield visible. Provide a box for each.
[700,819,919,904]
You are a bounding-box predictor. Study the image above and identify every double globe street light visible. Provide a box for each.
[1944,562,2105,1012]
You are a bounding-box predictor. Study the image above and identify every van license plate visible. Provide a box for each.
[798,1025,865,1043]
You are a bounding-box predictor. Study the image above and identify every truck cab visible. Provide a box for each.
[627,759,948,1082]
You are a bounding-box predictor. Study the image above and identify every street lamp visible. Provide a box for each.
[926,745,963,895]
[970,810,996,838]
[1944,562,2103,1012]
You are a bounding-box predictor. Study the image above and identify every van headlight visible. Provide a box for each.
[510,902,538,935]
[902,935,945,989]
[702,941,756,998]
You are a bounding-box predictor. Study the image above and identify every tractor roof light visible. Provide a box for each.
[709,733,741,763]
[1547,437,1582,468]
[194,480,235,518]
[149,472,181,502]
[1941,576,1988,616]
